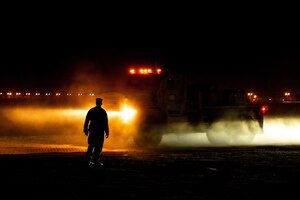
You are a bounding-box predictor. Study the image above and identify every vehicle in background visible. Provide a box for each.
[122,66,267,147]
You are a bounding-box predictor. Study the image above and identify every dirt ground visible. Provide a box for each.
[1,145,300,200]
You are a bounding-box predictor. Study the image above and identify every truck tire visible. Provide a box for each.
[133,110,167,148]
[206,117,262,146]
[133,127,163,148]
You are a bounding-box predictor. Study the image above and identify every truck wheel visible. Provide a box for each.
[133,128,163,148]
[206,119,261,146]
[133,111,167,148]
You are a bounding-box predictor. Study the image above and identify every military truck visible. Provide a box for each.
[120,66,267,147]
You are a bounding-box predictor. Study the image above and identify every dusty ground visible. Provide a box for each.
[1,145,300,200]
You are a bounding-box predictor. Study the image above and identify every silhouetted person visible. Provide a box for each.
[83,98,109,166]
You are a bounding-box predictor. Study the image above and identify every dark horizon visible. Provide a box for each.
[1,8,300,99]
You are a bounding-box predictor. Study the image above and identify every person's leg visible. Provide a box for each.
[85,145,94,162]
[93,134,104,163]
[93,141,104,162]
[86,134,96,163]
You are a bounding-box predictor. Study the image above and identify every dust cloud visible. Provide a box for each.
[160,116,300,147]
[1,104,300,151]
[160,103,300,147]
[64,61,126,95]
[0,106,138,150]
[253,117,300,145]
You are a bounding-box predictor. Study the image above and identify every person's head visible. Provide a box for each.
[96,98,103,106]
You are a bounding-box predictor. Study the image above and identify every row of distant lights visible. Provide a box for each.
[129,67,162,75]
[0,92,95,96]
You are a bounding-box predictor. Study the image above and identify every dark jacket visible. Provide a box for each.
[84,106,109,134]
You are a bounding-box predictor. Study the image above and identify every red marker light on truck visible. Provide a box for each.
[261,105,268,113]
[129,69,136,74]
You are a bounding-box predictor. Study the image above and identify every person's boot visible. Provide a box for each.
[85,152,92,163]
[88,155,95,166]
[94,156,103,166]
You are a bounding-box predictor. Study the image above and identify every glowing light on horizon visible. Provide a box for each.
[129,67,162,75]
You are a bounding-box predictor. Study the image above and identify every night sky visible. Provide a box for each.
[1,6,300,98]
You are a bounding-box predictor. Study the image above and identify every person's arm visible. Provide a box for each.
[104,112,109,138]
[83,111,90,136]
[105,127,109,138]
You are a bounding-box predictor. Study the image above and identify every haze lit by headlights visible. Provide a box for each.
[64,105,136,123]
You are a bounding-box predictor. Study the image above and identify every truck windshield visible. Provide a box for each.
[126,74,162,90]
